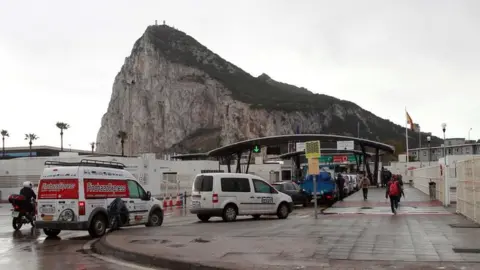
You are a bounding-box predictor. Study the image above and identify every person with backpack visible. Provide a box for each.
[386,175,404,214]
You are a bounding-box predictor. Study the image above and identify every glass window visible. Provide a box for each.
[221,178,251,192]
[253,179,272,193]
[272,184,284,192]
[284,183,296,191]
[193,175,213,192]
[128,180,140,198]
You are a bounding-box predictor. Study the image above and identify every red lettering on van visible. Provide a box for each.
[38,179,79,199]
[84,179,128,199]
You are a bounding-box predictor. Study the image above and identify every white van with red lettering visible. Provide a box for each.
[35,159,163,238]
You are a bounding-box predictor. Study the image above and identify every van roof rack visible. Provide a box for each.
[44,159,126,169]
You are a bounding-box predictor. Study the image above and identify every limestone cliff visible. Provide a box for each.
[96,25,423,155]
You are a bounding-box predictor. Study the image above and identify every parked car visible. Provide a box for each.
[344,174,358,193]
[190,173,294,222]
[272,181,312,207]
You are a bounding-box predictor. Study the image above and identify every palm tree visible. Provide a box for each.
[116,131,128,157]
[56,122,70,151]
[25,133,39,157]
[1,130,9,157]
[90,142,95,154]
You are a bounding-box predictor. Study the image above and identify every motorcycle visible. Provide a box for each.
[8,194,36,231]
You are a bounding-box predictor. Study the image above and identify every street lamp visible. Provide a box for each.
[427,136,431,166]
[469,128,472,141]
[441,123,448,206]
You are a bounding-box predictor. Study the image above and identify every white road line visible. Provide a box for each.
[83,239,161,270]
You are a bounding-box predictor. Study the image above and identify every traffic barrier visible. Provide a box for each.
[163,199,168,208]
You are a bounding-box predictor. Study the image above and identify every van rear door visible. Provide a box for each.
[191,175,214,209]
[37,178,79,222]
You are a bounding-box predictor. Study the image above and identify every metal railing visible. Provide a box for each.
[456,156,480,223]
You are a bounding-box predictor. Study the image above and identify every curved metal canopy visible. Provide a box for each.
[207,134,395,157]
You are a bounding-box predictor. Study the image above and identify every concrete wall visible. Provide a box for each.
[0,153,219,201]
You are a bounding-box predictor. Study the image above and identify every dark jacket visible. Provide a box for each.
[20,187,36,201]
[336,175,345,188]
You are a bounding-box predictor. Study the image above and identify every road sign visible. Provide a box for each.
[333,155,348,163]
[296,142,305,152]
[305,141,321,159]
[337,140,354,151]
[253,145,261,153]
[307,158,320,174]
[318,155,362,163]
[319,156,333,163]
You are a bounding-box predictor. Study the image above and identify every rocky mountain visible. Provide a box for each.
[96,25,438,156]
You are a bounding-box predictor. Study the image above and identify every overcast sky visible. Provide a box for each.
[1,0,479,150]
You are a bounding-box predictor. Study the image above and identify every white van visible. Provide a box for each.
[35,159,164,238]
[189,173,293,222]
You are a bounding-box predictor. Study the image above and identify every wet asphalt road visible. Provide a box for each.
[0,203,315,270]
[0,204,201,270]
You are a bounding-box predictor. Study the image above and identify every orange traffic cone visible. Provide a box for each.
[163,198,168,208]
[168,195,173,207]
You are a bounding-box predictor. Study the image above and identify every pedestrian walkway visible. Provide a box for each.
[323,186,449,215]
[96,186,480,269]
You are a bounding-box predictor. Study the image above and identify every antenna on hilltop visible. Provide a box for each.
[155,20,158,26]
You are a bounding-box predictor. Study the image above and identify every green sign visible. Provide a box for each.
[252,145,261,153]
[319,156,333,163]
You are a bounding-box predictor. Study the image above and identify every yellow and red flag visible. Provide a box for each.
[406,111,414,130]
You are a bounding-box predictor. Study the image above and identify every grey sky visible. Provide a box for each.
[1,0,479,149]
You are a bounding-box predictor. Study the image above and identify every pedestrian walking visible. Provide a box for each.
[386,176,404,215]
[359,172,370,200]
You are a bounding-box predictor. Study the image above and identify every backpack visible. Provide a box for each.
[389,181,400,196]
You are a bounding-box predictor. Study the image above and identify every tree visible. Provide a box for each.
[56,122,70,151]
[1,130,9,157]
[90,142,96,154]
[25,133,39,157]
[116,131,128,157]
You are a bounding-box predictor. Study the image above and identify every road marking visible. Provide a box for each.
[83,239,159,270]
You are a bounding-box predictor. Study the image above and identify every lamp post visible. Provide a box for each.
[469,128,472,141]
[427,135,431,166]
[441,123,448,206]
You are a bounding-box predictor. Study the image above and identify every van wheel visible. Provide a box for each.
[197,214,210,222]
[89,214,107,238]
[252,215,261,220]
[43,228,61,237]
[277,203,289,219]
[146,210,163,227]
[222,204,237,222]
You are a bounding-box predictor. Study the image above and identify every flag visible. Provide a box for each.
[406,111,414,130]
[413,123,420,132]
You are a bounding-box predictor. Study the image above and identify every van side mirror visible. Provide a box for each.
[270,187,278,194]
[145,191,151,200]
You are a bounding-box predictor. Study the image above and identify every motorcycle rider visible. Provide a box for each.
[20,181,37,214]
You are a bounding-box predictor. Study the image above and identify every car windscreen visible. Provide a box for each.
[193,175,213,192]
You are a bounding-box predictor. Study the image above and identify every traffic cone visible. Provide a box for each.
[168,195,173,207]
[163,198,168,208]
